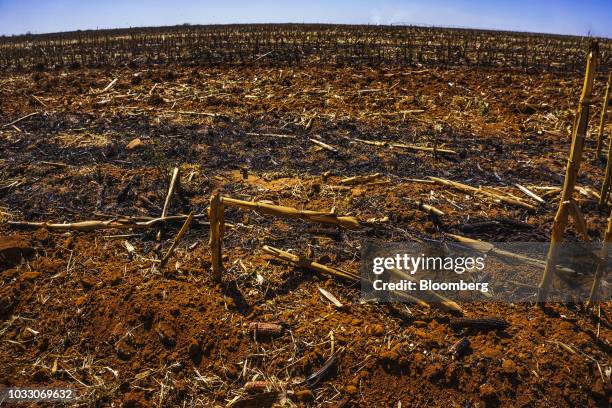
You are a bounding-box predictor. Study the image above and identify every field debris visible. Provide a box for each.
[249,322,284,338]
[309,137,339,153]
[263,245,359,281]
[429,177,537,209]
[244,380,272,393]
[159,211,194,267]
[304,350,342,386]
[514,183,546,204]
[7,214,207,231]
[317,286,345,308]
[223,197,360,230]
[339,173,384,185]
[450,317,509,330]
[448,337,470,359]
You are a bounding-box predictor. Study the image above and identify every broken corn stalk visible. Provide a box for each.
[262,245,435,311]
[587,209,612,307]
[429,176,536,210]
[209,191,224,281]
[595,72,612,157]
[339,173,382,185]
[222,197,359,230]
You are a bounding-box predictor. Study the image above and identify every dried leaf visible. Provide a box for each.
[305,350,340,385]
[318,286,344,308]
[123,240,135,255]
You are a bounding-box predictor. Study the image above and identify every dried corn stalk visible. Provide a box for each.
[157,167,181,241]
[587,210,612,307]
[388,267,463,314]
[595,72,611,157]
[393,143,457,155]
[8,214,206,231]
[310,138,338,153]
[353,138,457,155]
[600,75,612,204]
[339,173,382,185]
[222,197,359,230]
[447,233,576,277]
[208,191,224,281]
[262,245,359,281]
[262,245,432,310]
[538,42,599,303]
[429,177,536,210]
[514,183,545,204]
[159,211,194,267]
[420,203,445,217]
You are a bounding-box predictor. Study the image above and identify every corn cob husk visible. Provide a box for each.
[249,322,283,337]
[244,381,270,393]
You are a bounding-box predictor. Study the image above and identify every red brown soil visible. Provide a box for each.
[0,64,610,407]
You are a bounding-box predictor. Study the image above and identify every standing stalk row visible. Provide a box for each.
[537,42,599,304]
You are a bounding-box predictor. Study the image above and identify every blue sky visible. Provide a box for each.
[0,0,610,37]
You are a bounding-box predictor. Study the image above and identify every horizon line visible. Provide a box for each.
[1,21,609,40]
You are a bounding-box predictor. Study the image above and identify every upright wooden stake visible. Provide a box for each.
[537,42,599,304]
[595,72,611,158]
[586,211,612,307]
[208,191,224,281]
